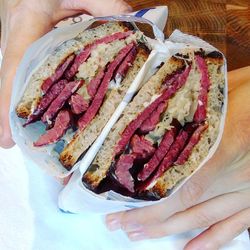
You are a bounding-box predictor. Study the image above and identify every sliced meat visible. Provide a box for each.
[130,134,155,159]
[115,46,137,78]
[175,123,208,165]
[114,66,191,156]
[77,42,136,130]
[41,54,75,94]
[70,93,89,115]
[65,31,133,80]
[42,80,83,124]
[24,80,67,126]
[34,110,71,147]
[139,101,168,134]
[137,125,179,181]
[87,68,105,98]
[148,123,199,184]
[193,55,210,123]
[115,154,135,192]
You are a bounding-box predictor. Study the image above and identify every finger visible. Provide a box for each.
[228,66,250,92]
[125,190,250,241]
[61,0,132,17]
[106,150,225,232]
[0,13,53,148]
[184,207,250,250]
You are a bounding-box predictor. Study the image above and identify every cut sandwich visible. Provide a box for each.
[16,21,150,171]
[82,49,225,200]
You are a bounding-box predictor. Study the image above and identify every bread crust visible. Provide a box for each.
[82,52,225,198]
[16,22,133,119]
[83,56,187,190]
[60,46,150,170]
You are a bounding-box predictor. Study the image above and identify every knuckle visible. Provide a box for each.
[180,179,204,209]
[194,211,215,228]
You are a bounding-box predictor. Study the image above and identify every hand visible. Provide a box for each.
[105,66,250,250]
[0,0,132,148]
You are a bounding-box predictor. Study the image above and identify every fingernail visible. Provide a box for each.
[106,218,121,231]
[128,231,146,241]
[122,223,143,232]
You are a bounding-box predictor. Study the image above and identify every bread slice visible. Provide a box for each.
[59,45,150,169]
[16,22,132,119]
[149,52,224,198]
[83,56,187,189]
[82,51,225,199]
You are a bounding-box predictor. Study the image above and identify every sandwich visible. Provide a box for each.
[82,49,225,200]
[16,21,150,170]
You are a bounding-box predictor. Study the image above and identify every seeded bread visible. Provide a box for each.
[60,46,150,169]
[83,51,225,197]
[16,22,132,119]
[150,52,224,198]
[83,56,187,189]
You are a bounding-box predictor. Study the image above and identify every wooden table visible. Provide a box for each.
[127,0,250,71]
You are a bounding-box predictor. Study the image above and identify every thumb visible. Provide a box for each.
[61,0,132,17]
[0,13,53,148]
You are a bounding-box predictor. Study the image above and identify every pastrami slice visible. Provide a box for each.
[65,31,133,79]
[115,46,138,78]
[193,55,210,123]
[24,80,68,126]
[115,154,135,193]
[87,69,105,98]
[41,54,75,94]
[77,42,136,130]
[34,109,71,147]
[130,135,155,159]
[175,123,208,165]
[139,101,168,134]
[114,66,192,157]
[137,126,178,181]
[69,93,89,115]
[41,80,83,124]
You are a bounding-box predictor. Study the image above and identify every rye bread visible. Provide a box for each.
[59,45,150,169]
[83,56,187,189]
[149,52,224,198]
[82,51,225,199]
[16,22,132,119]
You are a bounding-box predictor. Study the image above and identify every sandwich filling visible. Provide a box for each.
[82,51,224,199]
[21,28,146,149]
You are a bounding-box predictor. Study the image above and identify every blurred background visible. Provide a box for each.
[127,0,250,71]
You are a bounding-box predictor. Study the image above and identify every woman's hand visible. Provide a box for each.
[105,66,250,250]
[0,0,131,148]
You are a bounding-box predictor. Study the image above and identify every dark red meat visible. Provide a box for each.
[139,101,168,134]
[175,123,208,165]
[114,66,191,157]
[77,42,135,130]
[193,55,210,123]
[115,46,137,78]
[41,80,83,124]
[70,93,89,115]
[34,109,71,147]
[137,126,178,181]
[65,31,133,80]
[147,123,198,184]
[41,54,75,94]
[87,69,105,98]
[130,135,155,159]
[24,80,67,126]
[115,154,135,192]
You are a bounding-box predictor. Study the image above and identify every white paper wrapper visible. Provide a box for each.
[58,30,228,214]
[9,11,167,178]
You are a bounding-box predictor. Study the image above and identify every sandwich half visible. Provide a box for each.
[16,21,150,171]
[82,49,225,200]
